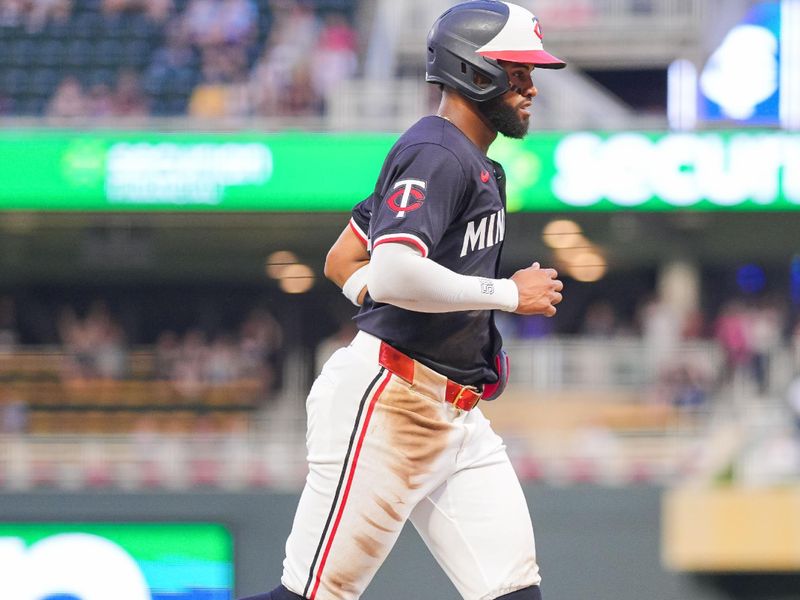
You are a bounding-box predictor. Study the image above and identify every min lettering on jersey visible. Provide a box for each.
[460,208,505,257]
[386,179,426,218]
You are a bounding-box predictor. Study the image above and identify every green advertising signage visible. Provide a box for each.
[0,522,233,599]
[0,130,797,211]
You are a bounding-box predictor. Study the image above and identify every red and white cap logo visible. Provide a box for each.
[533,17,543,41]
[477,2,565,69]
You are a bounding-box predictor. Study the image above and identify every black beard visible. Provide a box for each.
[477,94,529,139]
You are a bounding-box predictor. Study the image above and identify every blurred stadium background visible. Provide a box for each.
[1,0,799,598]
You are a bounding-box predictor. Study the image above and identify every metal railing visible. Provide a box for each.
[505,336,722,391]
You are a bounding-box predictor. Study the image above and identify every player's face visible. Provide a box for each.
[477,62,537,139]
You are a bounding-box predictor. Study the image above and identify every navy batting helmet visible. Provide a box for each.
[426,1,566,102]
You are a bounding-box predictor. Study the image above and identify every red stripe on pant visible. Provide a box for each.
[309,371,392,599]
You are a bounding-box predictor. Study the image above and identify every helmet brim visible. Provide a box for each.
[477,49,566,69]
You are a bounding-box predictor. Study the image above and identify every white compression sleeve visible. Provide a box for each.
[367,243,519,313]
[342,263,370,306]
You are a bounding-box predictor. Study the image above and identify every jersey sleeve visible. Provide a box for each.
[349,194,372,248]
[370,143,465,258]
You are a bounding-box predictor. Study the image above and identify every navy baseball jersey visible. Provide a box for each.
[354,116,508,386]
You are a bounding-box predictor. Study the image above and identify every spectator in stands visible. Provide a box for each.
[102,0,173,24]
[27,0,71,30]
[205,334,240,383]
[154,330,181,380]
[111,68,150,116]
[57,301,129,381]
[86,81,115,118]
[46,75,87,119]
[143,19,199,114]
[239,307,283,394]
[0,388,27,434]
[184,0,257,116]
[183,0,257,48]
[637,294,686,383]
[0,0,72,32]
[197,41,249,86]
[280,62,322,116]
[714,300,752,385]
[311,11,358,102]
[664,363,709,410]
[787,371,800,435]
[94,301,128,379]
[172,328,208,399]
[160,315,282,401]
[748,298,784,395]
[57,306,90,379]
[0,0,23,26]
[248,0,320,116]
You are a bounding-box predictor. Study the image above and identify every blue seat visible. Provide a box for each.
[129,14,161,42]
[121,39,151,68]
[0,40,11,67]
[71,12,105,40]
[92,39,125,69]
[19,95,47,116]
[1,68,30,96]
[35,39,66,68]
[29,68,60,96]
[63,39,93,68]
[9,39,35,68]
[87,68,115,87]
[41,19,72,41]
[99,14,127,40]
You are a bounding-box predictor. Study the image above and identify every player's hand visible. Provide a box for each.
[510,262,563,316]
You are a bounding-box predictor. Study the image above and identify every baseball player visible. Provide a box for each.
[242,2,565,599]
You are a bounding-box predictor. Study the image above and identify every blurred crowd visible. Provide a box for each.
[0,295,284,434]
[0,0,359,118]
[4,288,800,438]
[497,294,800,410]
[55,299,284,389]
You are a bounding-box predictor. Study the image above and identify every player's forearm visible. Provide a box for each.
[325,257,369,289]
[368,243,518,312]
[325,222,371,292]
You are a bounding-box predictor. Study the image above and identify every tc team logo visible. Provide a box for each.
[386,179,426,218]
[532,17,543,41]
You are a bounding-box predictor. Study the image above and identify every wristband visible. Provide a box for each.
[342,264,370,306]
[494,278,520,312]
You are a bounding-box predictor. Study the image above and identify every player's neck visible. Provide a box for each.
[436,92,497,154]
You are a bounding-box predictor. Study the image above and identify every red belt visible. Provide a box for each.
[378,342,481,412]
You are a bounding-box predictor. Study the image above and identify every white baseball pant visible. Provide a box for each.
[280,331,540,600]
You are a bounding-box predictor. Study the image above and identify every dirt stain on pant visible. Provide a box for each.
[319,375,456,599]
[381,378,452,489]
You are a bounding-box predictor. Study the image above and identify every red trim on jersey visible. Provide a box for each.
[348,219,368,248]
[477,48,565,68]
[309,371,392,600]
[373,236,428,258]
